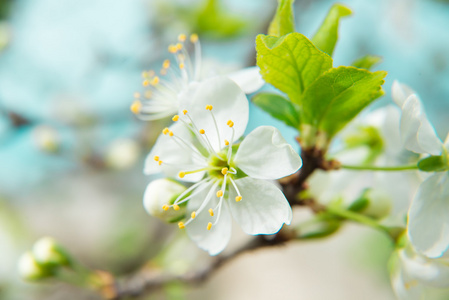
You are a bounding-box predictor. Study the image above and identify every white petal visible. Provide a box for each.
[401,246,449,288]
[398,94,442,155]
[228,177,292,235]
[234,126,302,180]
[178,76,249,152]
[144,122,206,182]
[390,250,425,300]
[392,80,416,108]
[226,66,265,94]
[408,172,449,258]
[185,183,232,256]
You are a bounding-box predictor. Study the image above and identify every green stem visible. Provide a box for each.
[326,206,388,234]
[341,164,418,171]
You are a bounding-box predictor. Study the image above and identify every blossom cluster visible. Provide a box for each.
[136,34,301,255]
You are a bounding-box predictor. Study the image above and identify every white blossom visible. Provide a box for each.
[143,76,301,255]
[392,81,449,258]
[130,34,264,120]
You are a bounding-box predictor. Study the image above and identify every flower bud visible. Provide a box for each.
[32,237,71,267]
[18,252,51,281]
[143,178,186,223]
[105,138,141,170]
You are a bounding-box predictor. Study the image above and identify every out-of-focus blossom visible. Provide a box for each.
[393,81,449,258]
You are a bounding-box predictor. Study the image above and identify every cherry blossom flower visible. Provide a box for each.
[143,76,301,255]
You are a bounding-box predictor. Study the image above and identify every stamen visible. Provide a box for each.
[130,101,141,114]
[176,43,183,51]
[179,63,185,69]
[183,110,188,115]
[173,204,180,211]
[178,34,187,42]
[209,208,214,216]
[151,76,160,86]
[207,222,212,230]
[153,156,160,161]
[216,190,223,197]
[172,115,179,122]
[163,59,170,69]
[178,171,185,178]
[190,34,199,43]
[191,211,196,219]
[169,131,174,137]
[162,128,170,135]
[199,129,205,134]
[162,205,169,211]
[224,139,229,146]
[207,104,222,149]
[229,177,242,202]
[173,179,213,206]
[158,161,163,166]
[143,80,150,87]
[221,167,228,175]
[183,181,218,227]
[141,71,149,78]
[178,222,185,229]
[227,120,234,127]
[227,126,235,164]
[168,45,178,53]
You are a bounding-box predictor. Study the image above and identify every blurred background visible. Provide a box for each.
[1,0,448,299]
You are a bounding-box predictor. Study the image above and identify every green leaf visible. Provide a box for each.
[252,92,300,128]
[301,66,387,139]
[418,155,449,172]
[351,55,383,70]
[311,4,352,56]
[256,33,333,105]
[268,0,295,37]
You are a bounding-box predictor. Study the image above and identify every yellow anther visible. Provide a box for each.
[173,204,180,211]
[199,129,205,134]
[216,190,223,198]
[176,43,183,50]
[153,155,160,161]
[209,208,214,216]
[169,131,174,137]
[224,139,229,146]
[183,110,188,115]
[178,222,185,229]
[227,120,234,127]
[142,79,150,87]
[163,59,170,69]
[130,101,141,114]
[158,160,163,166]
[168,45,178,53]
[207,222,212,230]
[172,115,179,122]
[160,69,167,76]
[221,167,228,175]
[151,76,160,85]
[179,63,185,69]
[205,105,213,110]
[190,33,199,43]
[144,90,152,99]
[133,92,141,99]
[235,196,242,202]
[162,128,170,135]
[191,211,196,219]
[178,34,187,42]
[141,71,149,78]
[162,205,170,211]
[179,171,185,178]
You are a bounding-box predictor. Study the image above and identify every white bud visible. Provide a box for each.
[143,178,186,223]
[32,237,69,266]
[105,138,141,170]
[18,252,49,281]
[33,125,59,153]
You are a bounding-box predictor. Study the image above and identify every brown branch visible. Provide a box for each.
[103,230,295,299]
